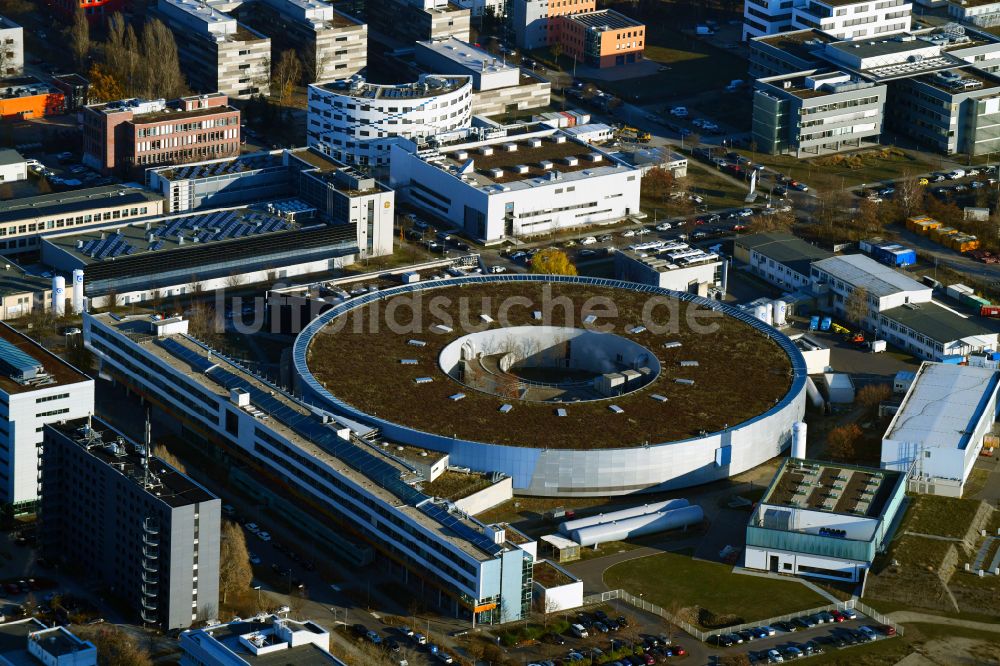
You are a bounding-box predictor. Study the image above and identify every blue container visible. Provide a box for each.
[895,249,917,266]
[939,354,964,364]
[809,315,820,331]
[820,317,832,331]
[990,352,1000,362]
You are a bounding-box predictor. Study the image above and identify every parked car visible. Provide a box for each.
[858,626,878,642]
[581,236,597,245]
[708,634,734,647]
[841,609,858,620]
[365,630,382,645]
[789,180,809,192]
[783,646,803,659]
[244,522,260,534]
[655,221,673,231]
[766,649,784,663]
[256,531,272,542]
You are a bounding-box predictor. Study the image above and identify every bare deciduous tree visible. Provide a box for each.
[845,285,870,327]
[272,49,302,107]
[139,19,185,99]
[68,7,90,69]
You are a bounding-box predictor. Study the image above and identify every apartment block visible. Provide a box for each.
[82,93,240,176]
[236,0,367,83]
[365,0,470,45]
[0,16,22,77]
[511,0,595,50]
[39,417,221,629]
[744,0,911,41]
[753,70,886,156]
[0,323,93,512]
[154,0,271,99]
[556,10,645,68]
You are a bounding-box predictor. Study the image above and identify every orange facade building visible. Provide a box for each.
[0,78,64,120]
[556,9,645,69]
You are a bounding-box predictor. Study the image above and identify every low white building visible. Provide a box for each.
[790,333,831,375]
[614,240,721,293]
[0,618,97,666]
[306,74,474,167]
[878,300,1000,360]
[532,560,583,613]
[180,615,345,665]
[0,16,23,78]
[0,323,94,513]
[389,124,642,244]
[882,361,999,496]
[746,458,907,582]
[0,149,25,184]
[810,254,932,328]
[734,232,833,291]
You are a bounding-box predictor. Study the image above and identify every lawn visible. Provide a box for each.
[641,160,749,218]
[729,147,937,191]
[588,27,747,103]
[603,551,825,628]
[902,495,982,539]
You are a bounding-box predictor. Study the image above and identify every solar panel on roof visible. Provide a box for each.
[0,338,43,381]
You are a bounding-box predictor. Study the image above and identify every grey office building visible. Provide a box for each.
[753,70,886,156]
[39,418,220,630]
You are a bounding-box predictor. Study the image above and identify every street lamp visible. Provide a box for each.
[254,585,262,608]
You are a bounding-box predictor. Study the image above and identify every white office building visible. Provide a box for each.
[84,313,536,626]
[0,323,94,512]
[882,361,999,496]
[810,254,932,327]
[181,615,346,665]
[746,458,906,582]
[0,16,22,78]
[307,75,474,167]
[0,149,26,184]
[744,0,911,41]
[389,124,642,244]
[735,232,834,290]
[614,240,722,293]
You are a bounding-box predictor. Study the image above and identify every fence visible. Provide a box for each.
[581,590,905,642]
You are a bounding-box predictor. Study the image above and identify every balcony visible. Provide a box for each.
[142,583,158,597]
[143,534,159,548]
[140,608,158,624]
[142,547,158,560]
[141,571,159,585]
[143,518,159,536]
[140,598,158,611]
[141,561,158,574]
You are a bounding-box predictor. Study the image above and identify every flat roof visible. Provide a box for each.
[46,206,308,265]
[316,74,470,100]
[91,314,511,562]
[49,417,218,508]
[563,9,644,30]
[0,148,23,166]
[186,617,343,665]
[812,254,928,297]
[0,185,162,224]
[915,66,1000,94]
[0,322,89,395]
[57,223,356,288]
[762,457,903,518]
[884,361,1000,450]
[434,132,632,189]
[754,29,834,63]
[620,241,720,273]
[883,300,1000,343]
[736,232,833,277]
[154,153,285,181]
[761,71,876,99]
[416,37,517,75]
[0,77,60,100]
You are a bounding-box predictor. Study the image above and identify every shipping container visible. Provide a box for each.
[961,293,991,309]
[558,111,575,127]
[947,283,974,301]
[820,316,832,331]
[939,354,965,364]
[809,315,820,330]
[907,215,940,235]
[932,226,958,241]
[981,305,1000,318]
[955,236,980,253]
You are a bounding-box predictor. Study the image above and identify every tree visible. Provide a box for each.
[827,423,862,461]
[895,172,924,220]
[88,63,125,104]
[272,49,302,108]
[68,6,90,69]
[219,520,253,605]
[139,19,185,99]
[845,285,870,327]
[75,625,153,666]
[153,444,186,473]
[105,13,139,97]
[642,167,675,204]
[530,248,577,275]
[857,382,891,416]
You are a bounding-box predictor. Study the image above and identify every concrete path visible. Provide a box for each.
[887,611,1000,634]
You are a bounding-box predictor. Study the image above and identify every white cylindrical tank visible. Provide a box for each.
[791,421,807,459]
[51,276,65,317]
[71,269,84,314]
[765,301,774,326]
[571,505,705,547]
[558,499,689,535]
[773,300,788,328]
[753,304,769,325]
[805,376,824,408]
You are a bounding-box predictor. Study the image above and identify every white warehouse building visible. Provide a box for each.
[882,361,1000,497]
[388,124,642,244]
[306,74,474,167]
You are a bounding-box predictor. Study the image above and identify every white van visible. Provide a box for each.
[948,169,966,180]
[570,623,589,639]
